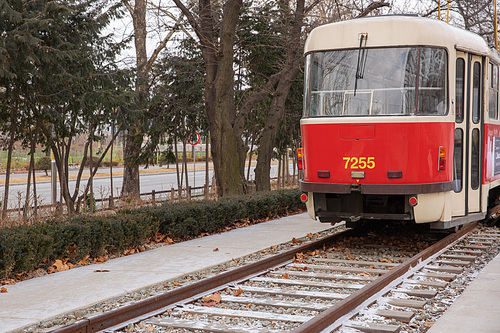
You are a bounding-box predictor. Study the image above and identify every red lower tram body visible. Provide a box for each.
[299,121,453,226]
[299,120,500,229]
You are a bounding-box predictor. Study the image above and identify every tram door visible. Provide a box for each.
[453,52,482,216]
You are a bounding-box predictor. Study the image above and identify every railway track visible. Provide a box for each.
[49,222,499,333]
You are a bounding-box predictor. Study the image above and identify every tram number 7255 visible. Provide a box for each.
[343,157,375,170]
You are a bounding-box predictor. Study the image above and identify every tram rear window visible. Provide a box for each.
[303,47,448,117]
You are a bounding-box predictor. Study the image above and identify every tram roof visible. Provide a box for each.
[305,15,497,59]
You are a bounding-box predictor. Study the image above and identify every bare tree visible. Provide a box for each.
[173,0,247,197]
[121,0,187,197]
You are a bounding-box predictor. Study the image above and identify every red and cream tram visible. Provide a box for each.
[298,15,500,229]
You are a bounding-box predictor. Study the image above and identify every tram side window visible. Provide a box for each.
[471,128,480,190]
[453,129,463,192]
[417,48,447,115]
[472,62,481,124]
[455,58,465,123]
[489,62,499,120]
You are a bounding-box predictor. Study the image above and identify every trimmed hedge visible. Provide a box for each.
[0,189,304,279]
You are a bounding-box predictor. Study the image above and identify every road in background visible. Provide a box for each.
[1,162,297,209]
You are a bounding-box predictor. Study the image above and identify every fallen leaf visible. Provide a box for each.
[53,259,69,272]
[1,287,7,293]
[199,301,217,307]
[146,325,155,332]
[94,269,110,273]
[282,273,290,279]
[292,238,303,244]
[424,322,435,327]
[232,287,243,296]
[0,279,15,286]
[306,233,313,237]
[203,292,222,303]
[67,244,78,255]
[381,259,392,263]
[270,246,277,250]
[261,250,266,254]
[213,248,219,252]
[173,282,180,287]
[166,237,174,244]
[96,256,108,263]
[78,255,90,265]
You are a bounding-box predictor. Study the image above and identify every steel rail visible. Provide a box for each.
[49,227,355,333]
[293,221,478,333]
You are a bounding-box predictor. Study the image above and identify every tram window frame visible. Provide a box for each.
[472,61,481,124]
[489,62,499,120]
[455,58,465,123]
[453,128,463,193]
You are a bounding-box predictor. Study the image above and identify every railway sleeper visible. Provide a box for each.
[250,276,366,290]
[287,263,388,275]
[146,317,285,333]
[220,295,330,311]
[375,309,415,323]
[237,285,348,300]
[424,264,464,274]
[174,304,313,323]
[382,298,427,309]
[413,271,457,281]
[270,270,376,282]
[345,322,402,333]
[439,254,477,262]
[313,258,400,268]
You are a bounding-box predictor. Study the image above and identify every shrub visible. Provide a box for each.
[34,156,52,176]
[0,189,304,279]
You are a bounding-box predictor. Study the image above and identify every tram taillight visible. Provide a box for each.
[297,148,304,170]
[438,146,446,171]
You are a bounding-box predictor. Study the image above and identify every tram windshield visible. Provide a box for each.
[303,47,448,117]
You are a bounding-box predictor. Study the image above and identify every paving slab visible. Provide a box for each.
[427,253,500,333]
[0,213,333,333]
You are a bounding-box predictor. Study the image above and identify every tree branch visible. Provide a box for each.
[356,1,390,18]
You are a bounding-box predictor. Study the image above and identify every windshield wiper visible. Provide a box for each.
[354,33,368,96]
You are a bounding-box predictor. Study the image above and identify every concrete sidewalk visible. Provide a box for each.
[0,213,333,333]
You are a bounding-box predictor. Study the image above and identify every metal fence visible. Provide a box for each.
[2,175,299,226]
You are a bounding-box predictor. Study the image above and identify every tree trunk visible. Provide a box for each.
[255,65,300,191]
[174,0,245,197]
[122,133,142,196]
[174,135,181,198]
[23,126,38,221]
[205,134,209,198]
[122,0,148,197]
[247,130,256,181]
[1,106,17,222]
